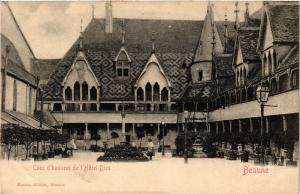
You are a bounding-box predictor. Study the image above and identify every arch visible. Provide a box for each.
[74,82,80,101]
[268,51,272,75]
[65,87,72,101]
[243,67,247,84]
[247,86,254,100]
[291,70,299,89]
[161,87,169,101]
[263,54,267,76]
[145,82,152,101]
[278,74,289,92]
[53,103,62,111]
[90,86,97,100]
[273,51,277,70]
[270,78,277,94]
[241,88,246,102]
[82,82,88,100]
[153,82,160,101]
[236,69,240,86]
[137,87,144,101]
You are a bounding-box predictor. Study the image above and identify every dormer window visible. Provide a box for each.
[116,60,130,78]
[114,48,131,79]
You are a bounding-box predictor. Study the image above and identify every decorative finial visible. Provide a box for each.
[224,8,228,53]
[244,2,250,27]
[121,20,125,46]
[212,23,216,55]
[234,1,240,30]
[151,33,155,53]
[79,19,83,51]
[91,4,95,19]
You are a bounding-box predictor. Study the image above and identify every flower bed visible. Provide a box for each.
[97,145,149,161]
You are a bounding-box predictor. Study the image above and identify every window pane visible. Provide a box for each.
[198,71,203,81]
[123,69,129,77]
[117,68,123,77]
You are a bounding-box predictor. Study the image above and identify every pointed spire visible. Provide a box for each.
[91,4,95,19]
[234,1,240,30]
[244,2,250,27]
[79,19,83,51]
[121,20,125,46]
[105,0,113,34]
[224,8,228,53]
[151,33,155,53]
[212,23,216,56]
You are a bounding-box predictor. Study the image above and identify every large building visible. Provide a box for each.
[31,2,298,154]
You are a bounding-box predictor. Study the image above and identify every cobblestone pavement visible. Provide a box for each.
[1,150,298,194]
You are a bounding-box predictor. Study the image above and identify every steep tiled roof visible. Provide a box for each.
[238,27,260,61]
[181,82,216,101]
[34,110,60,127]
[215,21,236,53]
[32,59,60,84]
[268,4,299,42]
[213,54,234,77]
[219,76,235,93]
[43,18,198,101]
[1,34,37,86]
[277,45,299,70]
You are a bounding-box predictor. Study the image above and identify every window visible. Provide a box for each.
[65,87,72,101]
[153,83,160,101]
[291,70,299,89]
[145,83,152,101]
[137,87,144,101]
[74,82,80,101]
[82,82,88,100]
[278,74,289,92]
[53,103,62,111]
[161,87,169,101]
[198,70,203,81]
[13,80,17,111]
[273,51,277,71]
[270,79,277,94]
[90,87,97,100]
[116,61,130,78]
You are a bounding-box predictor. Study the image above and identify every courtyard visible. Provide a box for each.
[0,151,298,194]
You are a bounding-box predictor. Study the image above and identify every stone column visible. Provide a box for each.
[122,117,125,142]
[229,120,232,133]
[266,117,269,134]
[132,123,136,140]
[238,120,242,133]
[106,123,110,140]
[222,121,226,133]
[282,115,287,132]
[157,123,160,135]
[249,118,253,132]
[116,104,119,111]
[84,123,90,140]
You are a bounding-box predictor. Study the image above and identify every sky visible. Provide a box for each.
[8,1,262,59]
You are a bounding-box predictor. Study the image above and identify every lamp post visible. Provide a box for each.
[184,110,189,164]
[121,101,126,142]
[256,84,270,165]
[161,121,165,156]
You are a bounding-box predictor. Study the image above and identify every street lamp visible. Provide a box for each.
[256,83,270,165]
[161,121,165,156]
[184,110,189,164]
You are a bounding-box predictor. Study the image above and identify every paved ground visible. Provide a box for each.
[0,151,298,194]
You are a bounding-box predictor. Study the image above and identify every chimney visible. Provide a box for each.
[105,1,113,34]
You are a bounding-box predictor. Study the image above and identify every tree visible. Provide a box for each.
[2,124,20,160]
[111,131,119,146]
[21,127,35,159]
[135,129,145,148]
[92,134,101,146]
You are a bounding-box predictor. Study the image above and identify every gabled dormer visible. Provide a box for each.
[114,29,131,79]
[134,37,172,102]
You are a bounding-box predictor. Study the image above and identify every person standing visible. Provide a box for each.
[147,139,154,160]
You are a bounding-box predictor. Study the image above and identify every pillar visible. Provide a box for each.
[132,123,136,140]
[106,123,110,140]
[84,123,89,140]
[282,115,287,131]
[157,123,160,135]
[216,122,219,134]
[229,120,232,133]
[116,104,119,111]
[222,121,225,133]
[266,117,269,134]
[249,118,253,132]
[207,123,211,134]
[238,120,242,133]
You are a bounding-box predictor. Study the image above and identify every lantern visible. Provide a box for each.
[256,84,270,104]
